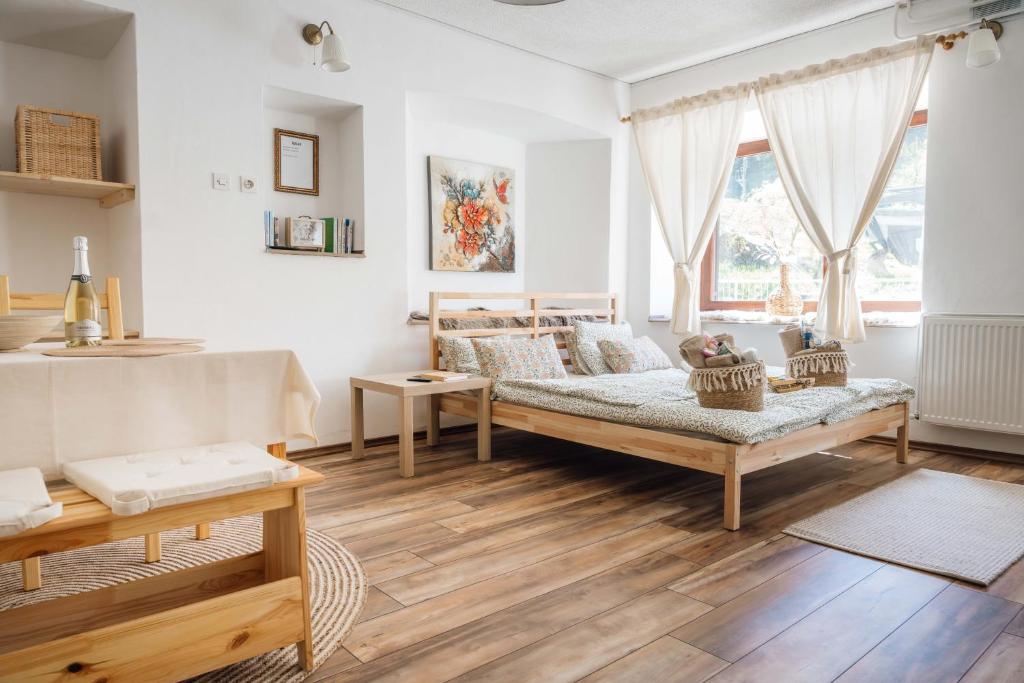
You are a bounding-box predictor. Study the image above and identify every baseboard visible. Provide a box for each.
[289,423,481,460]
[862,435,1024,464]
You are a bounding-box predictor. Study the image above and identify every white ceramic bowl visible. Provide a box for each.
[0,314,64,351]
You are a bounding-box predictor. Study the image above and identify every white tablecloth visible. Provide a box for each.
[0,344,320,477]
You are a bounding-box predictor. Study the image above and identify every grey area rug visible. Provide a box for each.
[0,515,366,682]
[784,469,1024,585]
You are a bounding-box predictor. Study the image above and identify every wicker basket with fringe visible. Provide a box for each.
[786,350,849,387]
[689,360,765,412]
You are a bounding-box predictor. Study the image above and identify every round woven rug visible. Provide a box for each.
[0,515,366,682]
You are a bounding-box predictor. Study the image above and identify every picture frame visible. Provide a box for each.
[286,216,325,250]
[274,128,319,195]
[428,155,515,273]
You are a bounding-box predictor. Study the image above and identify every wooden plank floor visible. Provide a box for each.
[298,428,1024,682]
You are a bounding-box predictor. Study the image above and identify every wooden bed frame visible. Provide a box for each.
[428,291,910,531]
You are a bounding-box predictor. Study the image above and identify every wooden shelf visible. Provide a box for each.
[0,171,135,208]
[265,247,365,259]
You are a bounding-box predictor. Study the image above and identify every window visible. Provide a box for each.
[703,111,927,313]
[649,110,927,318]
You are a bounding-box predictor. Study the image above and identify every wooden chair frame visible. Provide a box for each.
[0,273,125,340]
[0,456,322,681]
[427,291,909,531]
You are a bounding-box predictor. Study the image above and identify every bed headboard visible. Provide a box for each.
[428,291,619,371]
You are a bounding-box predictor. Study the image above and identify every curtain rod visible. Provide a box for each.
[620,36,932,123]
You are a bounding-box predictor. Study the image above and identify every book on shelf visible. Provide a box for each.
[264,213,358,254]
[322,217,337,254]
[415,370,470,382]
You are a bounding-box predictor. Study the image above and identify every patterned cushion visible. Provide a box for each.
[438,335,508,374]
[598,336,674,374]
[572,320,634,375]
[472,336,568,381]
[562,330,588,375]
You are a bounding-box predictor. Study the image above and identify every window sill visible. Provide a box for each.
[648,310,920,328]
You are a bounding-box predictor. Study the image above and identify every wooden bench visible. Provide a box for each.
[0,463,323,682]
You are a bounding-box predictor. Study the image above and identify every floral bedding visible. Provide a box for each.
[492,368,915,444]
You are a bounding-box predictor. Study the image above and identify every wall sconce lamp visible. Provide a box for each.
[936,18,1003,68]
[301,20,351,72]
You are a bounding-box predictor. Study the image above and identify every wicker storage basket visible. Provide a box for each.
[689,360,765,412]
[15,105,102,180]
[786,350,849,387]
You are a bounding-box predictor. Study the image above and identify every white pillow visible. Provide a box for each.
[572,320,634,375]
[63,442,298,515]
[0,468,62,537]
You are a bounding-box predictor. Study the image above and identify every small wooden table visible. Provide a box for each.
[350,372,492,477]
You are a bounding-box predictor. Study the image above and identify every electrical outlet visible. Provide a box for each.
[212,173,230,191]
[240,175,258,193]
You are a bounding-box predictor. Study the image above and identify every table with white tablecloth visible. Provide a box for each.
[0,344,320,477]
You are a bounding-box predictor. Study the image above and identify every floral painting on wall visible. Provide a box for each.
[428,156,515,272]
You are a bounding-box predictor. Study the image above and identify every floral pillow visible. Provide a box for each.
[438,334,511,373]
[598,336,673,374]
[562,330,588,375]
[472,336,568,381]
[572,320,634,375]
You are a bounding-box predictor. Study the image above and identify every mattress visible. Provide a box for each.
[492,368,915,444]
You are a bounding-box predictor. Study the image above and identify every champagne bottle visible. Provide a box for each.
[63,236,102,347]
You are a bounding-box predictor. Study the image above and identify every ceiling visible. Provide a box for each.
[374,0,894,82]
[0,0,132,59]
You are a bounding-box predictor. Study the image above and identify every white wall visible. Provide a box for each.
[0,34,141,329]
[525,140,612,293]
[85,0,629,448]
[627,12,1024,455]
[923,24,1024,315]
[406,120,527,312]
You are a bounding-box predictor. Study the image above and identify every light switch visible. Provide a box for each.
[212,173,230,191]
[240,176,258,193]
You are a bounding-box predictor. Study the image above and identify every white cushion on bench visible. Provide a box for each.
[0,468,63,537]
[62,442,299,516]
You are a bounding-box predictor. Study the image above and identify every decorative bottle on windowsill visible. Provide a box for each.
[765,263,803,317]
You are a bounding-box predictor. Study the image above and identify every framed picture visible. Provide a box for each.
[274,128,319,195]
[286,216,325,250]
[428,155,515,272]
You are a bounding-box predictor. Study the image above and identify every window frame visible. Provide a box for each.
[699,109,928,314]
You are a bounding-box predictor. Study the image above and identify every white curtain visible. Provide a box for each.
[755,36,932,343]
[632,84,751,336]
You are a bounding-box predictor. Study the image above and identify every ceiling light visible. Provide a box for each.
[966,19,1002,68]
[493,0,566,5]
[301,20,351,72]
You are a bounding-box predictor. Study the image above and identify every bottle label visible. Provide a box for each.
[71,274,92,283]
[67,320,101,339]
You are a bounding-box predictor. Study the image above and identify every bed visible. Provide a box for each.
[427,291,911,531]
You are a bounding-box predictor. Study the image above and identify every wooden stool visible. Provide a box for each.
[0,464,322,681]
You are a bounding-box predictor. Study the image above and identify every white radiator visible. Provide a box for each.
[918,314,1024,435]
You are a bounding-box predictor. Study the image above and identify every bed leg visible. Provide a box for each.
[427,395,441,447]
[724,454,741,531]
[896,401,910,464]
